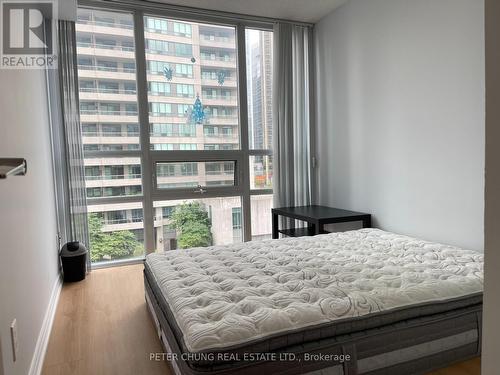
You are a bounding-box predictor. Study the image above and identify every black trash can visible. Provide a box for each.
[61,241,88,282]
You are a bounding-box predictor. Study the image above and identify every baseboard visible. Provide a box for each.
[28,274,62,375]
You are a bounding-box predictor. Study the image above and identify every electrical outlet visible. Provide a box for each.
[10,319,19,362]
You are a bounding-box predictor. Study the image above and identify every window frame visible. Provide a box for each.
[150,150,245,200]
[78,1,275,254]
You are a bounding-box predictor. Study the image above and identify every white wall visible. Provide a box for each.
[314,0,485,251]
[0,69,60,375]
[482,0,500,372]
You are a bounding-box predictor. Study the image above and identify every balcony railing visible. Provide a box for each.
[78,64,136,73]
[83,131,140,137]
[201,78,237,87]
[80,87,137,95]
[205,170,235,176]
[150,132,196,137]
[200,35,235,44]
[86,173,141,181]
[77,19,134,30]
[77,42,135,52]
[80,109,138,116]
[104,217,142,225]
[144,27,192,38]
[203,133,238,139]
[203,94,237,101]
[156,172,199,178]
[145,49,192,58]
[148,91,195,98]
[148,112,190,118]
[200,55,235,62]
[148,70,193,79]
[208,113,238,119]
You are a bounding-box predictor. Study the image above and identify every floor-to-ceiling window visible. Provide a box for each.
[76,6,273,264]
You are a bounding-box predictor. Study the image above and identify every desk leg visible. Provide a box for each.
[313,221,322,236]
[272,213,279,239]
[362,216,372,228]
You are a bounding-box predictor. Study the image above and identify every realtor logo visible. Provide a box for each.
[1,0,58,69]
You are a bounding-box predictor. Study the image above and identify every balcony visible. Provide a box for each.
[206,113,239,125]
[149,134,198,145]
[156,174,234,188]
[80,109,139,123]
[200,56,236,68]
[78,65,136,81]
[82,135,140,146]
[77,42,135,59]
[144,29,192,44]
[203,95,238,107]
[205,170,235,176]
[102,220,143,232]
[85,174,142,188]
[199,36,236,49]
[203,137,238,144]
[86,173,141,180]
[202,131,239,142]
[84,157,141,167]
[148,113,196,123]
[147,72,194,85]
[145,51,192,64]
[201,77,237,88]
[147,93,196,105]
[83,130,139,137]
[149,131,195,138]
[79,87,137,102]
[77,18,134,29]
[80,110,138,116]
[76,21,134,38]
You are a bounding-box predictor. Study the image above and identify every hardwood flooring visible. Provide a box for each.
[42,265,169,375]
[42,264,480,375]
[427,357,481,375]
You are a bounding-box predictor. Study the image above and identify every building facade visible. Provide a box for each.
[76,9,273,259]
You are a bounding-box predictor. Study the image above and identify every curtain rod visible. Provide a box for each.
[85,0,314,28]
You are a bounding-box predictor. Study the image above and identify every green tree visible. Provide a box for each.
[169,202,213,249]
[88,213,141,262]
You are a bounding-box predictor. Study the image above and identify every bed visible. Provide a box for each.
[143,228,483,375]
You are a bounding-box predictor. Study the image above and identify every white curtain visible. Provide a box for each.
[273,23,313,209]
[48,21,90,271]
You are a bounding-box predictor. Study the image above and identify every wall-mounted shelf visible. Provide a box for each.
[0,159,27,179]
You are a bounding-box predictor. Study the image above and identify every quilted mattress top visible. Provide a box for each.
[145,229,483,352]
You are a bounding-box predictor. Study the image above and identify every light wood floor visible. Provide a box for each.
[42,264,480,375]
[42,265,169,375]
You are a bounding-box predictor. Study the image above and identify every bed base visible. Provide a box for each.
[144,272,481,375]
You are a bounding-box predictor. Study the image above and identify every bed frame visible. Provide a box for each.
[144,271,481,375]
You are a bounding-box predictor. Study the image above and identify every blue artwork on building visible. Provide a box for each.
[188,94,207,124]
[217,71,226,86]
[163,66,173,81]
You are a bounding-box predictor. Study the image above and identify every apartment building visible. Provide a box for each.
[75,9,273,259]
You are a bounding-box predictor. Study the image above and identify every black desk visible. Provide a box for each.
[271,205,371,239]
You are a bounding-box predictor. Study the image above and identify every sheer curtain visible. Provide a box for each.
[272,23,313,210]
[47,20,90,271]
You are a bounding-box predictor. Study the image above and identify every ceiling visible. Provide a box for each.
[152,0,348,23]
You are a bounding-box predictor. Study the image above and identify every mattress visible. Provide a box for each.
[144,228,483,374]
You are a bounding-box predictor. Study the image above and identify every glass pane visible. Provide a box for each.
[76,9,140,152]
[155,161,236,189]
[251,194,273,241]
[84,157,142,198]
[77,8,145,264]
[153,197,242,251]
[249,155,273,190]
[144,16,240,150]
[88,205,144,263]
[246,29,273,150]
